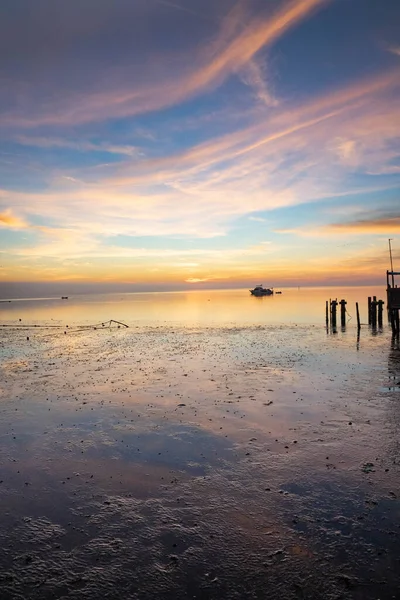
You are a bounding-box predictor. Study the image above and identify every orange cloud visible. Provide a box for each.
[0,209,27,229]
[326,216,400,235]
[185,0,328,94]
[277,216,400,237]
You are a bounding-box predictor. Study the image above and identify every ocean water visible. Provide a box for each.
[0,285,388,327]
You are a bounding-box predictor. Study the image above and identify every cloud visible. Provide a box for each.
[326,215,400,235]
[0,209,28,229]
[185,278,210,283]
[153,0,205,19]
[249,216,267,222]
[335,139,357,164]
[1,55,399,287]
[0,0,329,127]
[239,57,278,107]
[389,46,400,57]
[201,0,327,78]
[103,67,400,189]
[61,176,81,183]
[1,66,399,258]
[277,213,400,237]
[15,136,140,157]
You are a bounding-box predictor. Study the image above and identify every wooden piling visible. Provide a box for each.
[339,299,347,328]
[377,299,384,328]
[326,300,329,326]
[356,302,360,330]
[370,298,377,328]
[368,297,372,324]
[331,299,338,329]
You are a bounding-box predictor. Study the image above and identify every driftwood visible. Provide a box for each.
[1,319,129,331]
[92,320,129,330]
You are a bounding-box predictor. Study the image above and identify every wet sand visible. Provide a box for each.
[0,318,399,599]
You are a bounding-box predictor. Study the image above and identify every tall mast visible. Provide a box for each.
[389,239,394,287]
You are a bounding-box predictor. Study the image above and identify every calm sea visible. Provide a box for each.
[0,286,388,327]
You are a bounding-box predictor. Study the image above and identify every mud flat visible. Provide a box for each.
[0,322,399,599]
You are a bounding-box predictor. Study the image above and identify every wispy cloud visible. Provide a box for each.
[239,57,278,107]
[249,216,267,222]
[15,136,140,157]
[153,0,206,19]
[2,67,399,255]
[0,0,328,127]
[102,68,400,188]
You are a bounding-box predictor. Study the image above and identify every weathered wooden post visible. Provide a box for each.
[356,302,360,330]
[331,299,338,329]
[368,296,372,324]
[370,298,377,328]
[377,300,384,328]
[339,299,347,328]
[326,300,329,326]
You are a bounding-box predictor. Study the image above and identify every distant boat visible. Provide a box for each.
[61,296,68,300]
[250,285,273,297]
[275,291,282,294]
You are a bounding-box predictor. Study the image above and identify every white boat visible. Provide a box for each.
[250,285,273,296]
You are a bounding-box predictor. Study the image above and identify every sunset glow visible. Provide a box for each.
[1,0,399,294]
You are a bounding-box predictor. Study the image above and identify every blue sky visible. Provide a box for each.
[0,0,399,291]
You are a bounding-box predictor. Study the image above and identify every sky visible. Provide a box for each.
[0,0,400,295]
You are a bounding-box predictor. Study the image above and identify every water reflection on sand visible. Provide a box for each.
[0,309,399,598]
